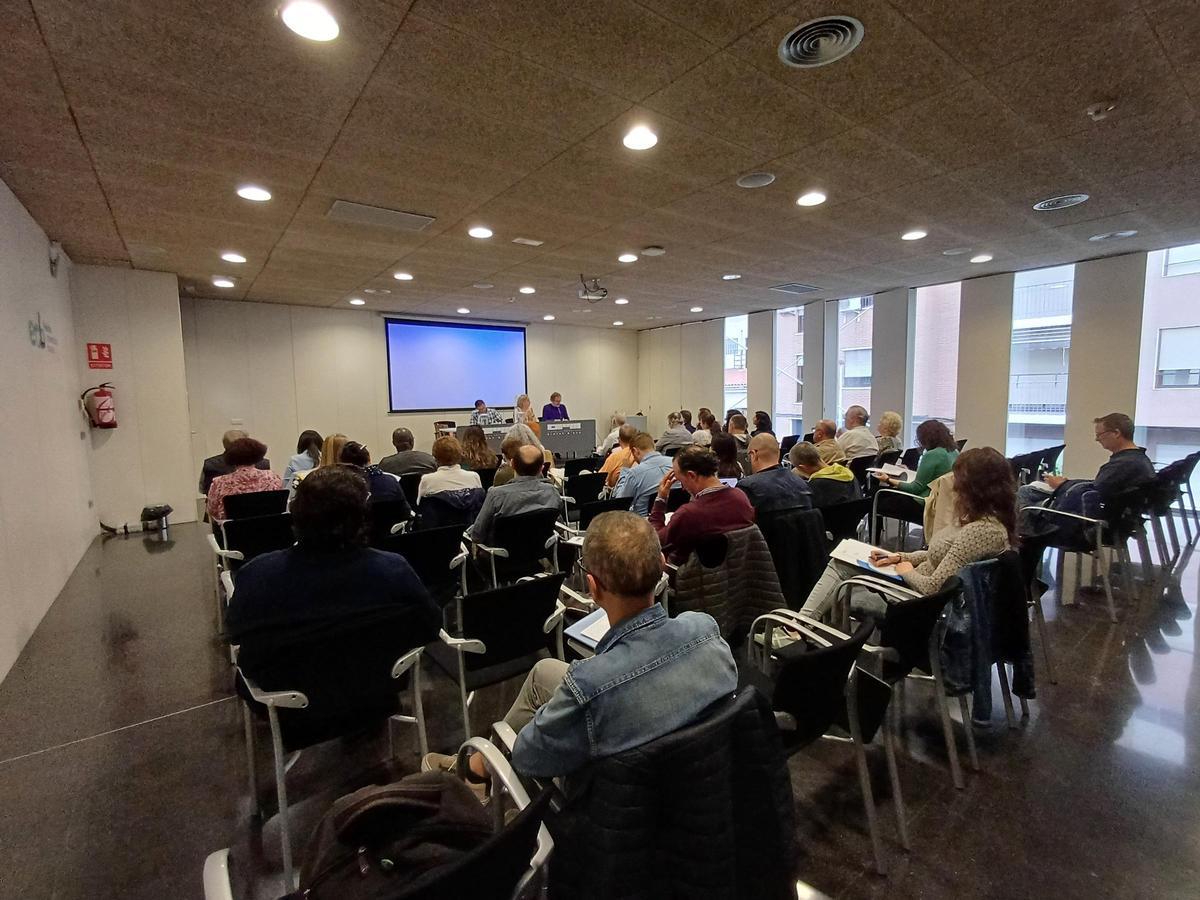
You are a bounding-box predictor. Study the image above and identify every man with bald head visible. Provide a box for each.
[199,428,271,494]
[379,426,436,476]
[836,405,878,461]
[737,433,813,514]
[466,444,560,545]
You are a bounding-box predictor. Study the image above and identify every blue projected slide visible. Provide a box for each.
[385,319,527,412]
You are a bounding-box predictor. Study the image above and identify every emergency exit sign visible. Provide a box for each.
[86,342,113,369]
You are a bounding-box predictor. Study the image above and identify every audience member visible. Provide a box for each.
[656,412,694,453]
[378,427,436,477]
[648,446,756,564]
[318,433,349,468]
[423,511,736,780]
[469,399,504,426]
[751,411,775,437]
[492,436,523,487]
[466,445,561,545]
[876,412,904,455]
[680,409,695,433]
[225,466,439,645]
[836,405,878,460]
[612,432,673,516]
[339,441,409,508]
[711,432,744,480]
[601,423,638,488]
[738,434,813,514]
[460,425,499,472]
[723,409,740,431]
[789,442,862,507]
[813,419,847,465]
[542,392,569,421]
[206,437,283,520]
[514,394,540,437]
[417,436,482,503]
[1018,413,1156,568]
[728,414,751,471]
[282,429,322,489]
[697,407,714,427]
[199,429,271,494]
[597,412,626,456]
[801,447,1015,621]
[876,419,957,498]
[691,410,718,447]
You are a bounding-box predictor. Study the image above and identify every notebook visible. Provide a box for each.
[866,463,912,482]
[565,608,611,651]
[829,538,906,583]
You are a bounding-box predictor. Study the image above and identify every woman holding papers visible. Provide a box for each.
[874,419,958,499]
[801,447,1016,620]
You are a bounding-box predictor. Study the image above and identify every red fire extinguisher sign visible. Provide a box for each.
[87,342,113,369]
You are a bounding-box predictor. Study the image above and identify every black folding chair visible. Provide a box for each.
[871,488,926,549]
[875,449,901,468]
[819,499,872,544]
[399,472,423,508]
[574,496,634,532]
[368,498,413,546]
[562,472,607,523]
[848,456,874,491]
[375,525,470,605]
[427,573,568,740]
[211,512,294,576]
[955,439,967,451]
[223,489,288,520]
[900,447,923,471]
[473,508,561,588]
[418,490,485,530]
[780,434,800,457]
[477,467,498,491]
[564,456,601,479]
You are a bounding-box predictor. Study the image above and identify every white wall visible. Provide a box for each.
[0,180,95,683]
[180,298,639,473]
[956,273,1015,452]
[1065,252,1148,475]
[747,311,774,418]
[637,320,724,431]
[71,268,195,526]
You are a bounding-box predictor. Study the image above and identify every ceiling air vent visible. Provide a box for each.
[778,16,864,68]
[1032,194,1089,212]
[326,200,435,231]
[770,282,821,295]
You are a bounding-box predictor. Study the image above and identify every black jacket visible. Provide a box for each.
[548,687,797,900]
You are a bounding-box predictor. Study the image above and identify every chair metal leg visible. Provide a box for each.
[1117,544,1137,601]
[1019,696,1030,718]
[924,671,964,789]
[1178,498,1193,544]
[957,696,980,771]
[1030,592,1057,684]
[268,709,295,889]
[1165,512,1181,567]
[457,654,472,741]
[881,722,910,851]
[412,659,428,758]
[997,663,1016,730]
[848,722,886,874]
[1096,529,1118,623]
[1135,531,1155,600]
[242,704,260,818]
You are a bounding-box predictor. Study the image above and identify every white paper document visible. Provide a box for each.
[866,463,912,481]
[580,611,611,643]
[830,539,905,582]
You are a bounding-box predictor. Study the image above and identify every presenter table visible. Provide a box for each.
[455,419,597,459]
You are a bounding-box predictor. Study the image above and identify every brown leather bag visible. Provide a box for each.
[293,771,493,899]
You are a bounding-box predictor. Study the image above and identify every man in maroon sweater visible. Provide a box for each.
[648,446,756,564]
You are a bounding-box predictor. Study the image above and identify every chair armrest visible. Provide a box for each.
[219,571,234,602]
[390,646,422,679]
[492,721,519,754]
[559,584,596,610]
[834,576,921,607]
[202,849,234,900]
[438,628,486,654]
[205,533,244,562]
[542,600,567,634]
[761,609,850,644]
[450,544,469,570]
[544,533,559,551]
[472,541,510,559]
[457,737,554,872]
[1024,506,1103,526]
[237,669,308,709]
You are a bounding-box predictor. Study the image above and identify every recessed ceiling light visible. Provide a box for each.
[737,172,776,189]
[457,307,471,314]
[236,185,271,202]
[942,247,972,256]
[722,273,742,280]
[690,306,704,313]
[970,254,993,264]
[613,321,624,326]
[519,286,536,294]
[618,253,638,263]
[212,277,236,288]
[1089,229,1139,242]
[281,1,339,41]
[393,271,414,281]
[468,226,493,239]
[220,251,246,264]
[473,282,494,289]
[623,125,658,150]
[642,245,666,256]
[1033,193,1089,211]
[901,230,928,241]
[543,314,556,321]
[363,288,390,295]
[615,297,629,305]
[796,191,827,207]
[348,297,366,306]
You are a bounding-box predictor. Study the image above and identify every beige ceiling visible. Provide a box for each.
[4,0,1200,328]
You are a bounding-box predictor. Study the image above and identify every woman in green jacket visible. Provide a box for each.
[876,419,958,499]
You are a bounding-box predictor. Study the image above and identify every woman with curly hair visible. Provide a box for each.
[801,447,1015,620]
[459,425,499,472]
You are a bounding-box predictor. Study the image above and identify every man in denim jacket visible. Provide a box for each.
[424,511,736,781]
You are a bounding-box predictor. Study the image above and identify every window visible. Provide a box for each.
[832,296,873,417]
[1137,246,1200,499]
[1006,265,1074,458]
[1156,326,1200,387]
[911,282,961,443]
[772,306,804,436]
[723,314,748,416]
[1163,242,1200,278]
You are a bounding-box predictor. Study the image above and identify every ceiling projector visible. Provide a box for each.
[578,275,608,303]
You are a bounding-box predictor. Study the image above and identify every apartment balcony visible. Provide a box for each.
[1008,372,1067,423]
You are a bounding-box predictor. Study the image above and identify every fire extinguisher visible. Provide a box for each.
[81,382,118,429]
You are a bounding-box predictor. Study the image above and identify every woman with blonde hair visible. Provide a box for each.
[514,393,540,438]
[877,411,904,455]
[318,433,349,468]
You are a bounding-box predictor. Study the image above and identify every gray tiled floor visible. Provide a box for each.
[0,522,1197,898]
